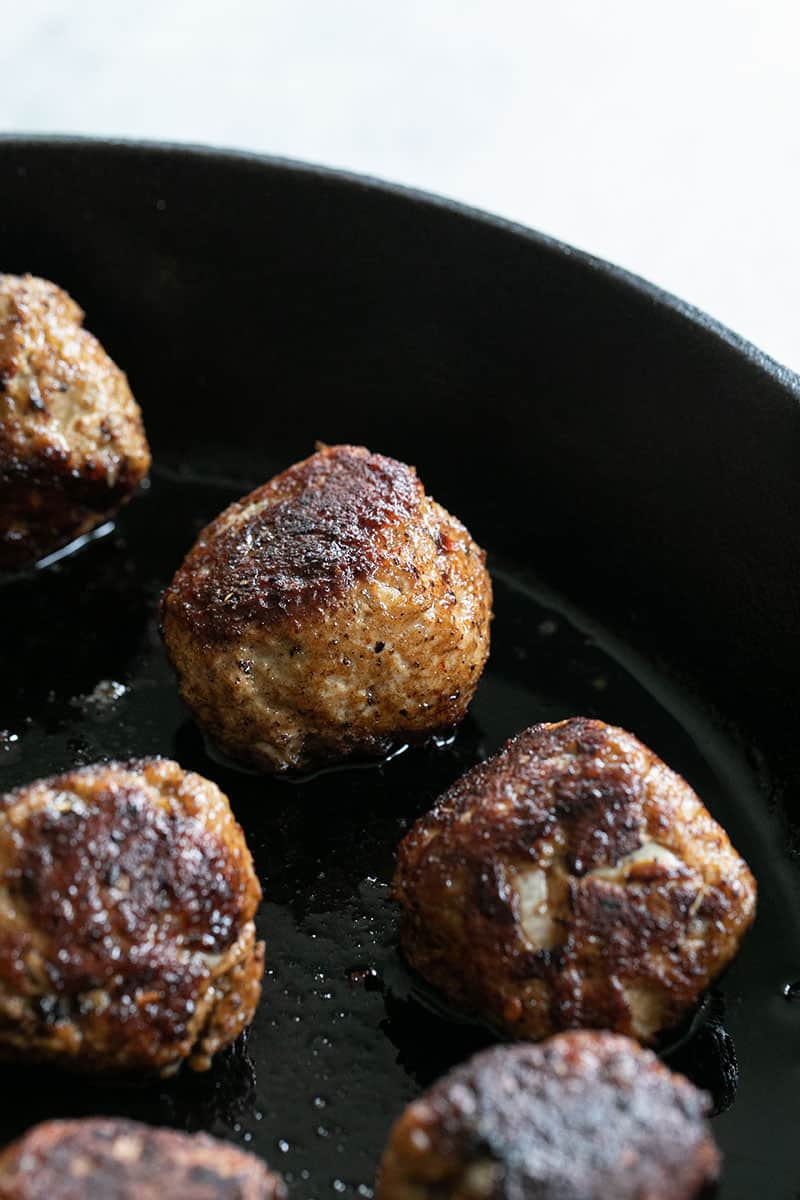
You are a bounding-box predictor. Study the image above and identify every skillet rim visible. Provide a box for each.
[0,131,797,398]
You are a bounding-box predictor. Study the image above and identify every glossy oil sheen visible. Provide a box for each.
[1,136,799,1198]
[1,466,797,1199]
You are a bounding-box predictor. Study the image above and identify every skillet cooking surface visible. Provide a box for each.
[1,139,800,1198]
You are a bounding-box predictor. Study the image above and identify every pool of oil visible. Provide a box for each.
[1,465,799,1199]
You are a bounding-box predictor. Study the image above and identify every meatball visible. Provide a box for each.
[0,758,264,1076]
[0,273,150,568]
[394,717,756,1043]
[378,1032,720,1199]
[0,1117,286,1199]
[161,444,491,773]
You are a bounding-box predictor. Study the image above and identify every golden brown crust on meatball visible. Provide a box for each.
[0,1118,286,1199]
[378,1032,720,1200]
[0,759,264,1076]
[164,443,426,640]
[161,445,492,773]
[394,717,756,1044]
[0,274,150,567]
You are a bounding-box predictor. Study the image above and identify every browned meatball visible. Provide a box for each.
[0,274,150,568]
[378,1032,720,1199]
[161,444,492,773]
[0,759,264,1076]
[394,717,756,1043]
[0,1117,286,1199]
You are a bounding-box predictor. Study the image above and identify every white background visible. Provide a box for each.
[2,1,797,370]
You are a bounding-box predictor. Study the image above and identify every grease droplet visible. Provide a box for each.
[71,679,129,719]
[0,731,21,763]
[346,966,380,988]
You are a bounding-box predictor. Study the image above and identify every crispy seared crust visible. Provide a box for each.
[0,759,264,1076]
[0,1118,286,1199]
[378,1032,720,1199]
[163,444,425,641]
[0,274,150,567]
[394,717,756,1043]
[161,445,492,773]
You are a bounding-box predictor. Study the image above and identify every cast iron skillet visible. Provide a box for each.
[0,138,799,1199]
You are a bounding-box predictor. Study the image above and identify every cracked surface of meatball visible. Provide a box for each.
[378,1032,720,1199]
[0,273,150,567]
[394,717,756,1043]
[0,759,264,1076]
[0,1117,286,1199]
[161,444,492,773]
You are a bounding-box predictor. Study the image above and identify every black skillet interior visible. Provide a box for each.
[1,139,800,1198]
